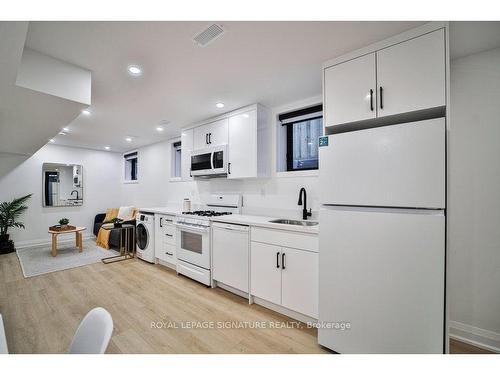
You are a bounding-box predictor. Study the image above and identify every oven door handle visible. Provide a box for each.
[176,224,210,235]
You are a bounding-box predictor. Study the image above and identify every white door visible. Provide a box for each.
[181,128,194,181]
[281,247,318,318]
[318,206,445,353]
[319,118,445,209]
[212,224,249,292]
[250,241,282,305]
[324,53,376,128]
[193,118,228,149]
[376,29,445,117]
[193,124,211,150]
[228,110,257,179]
[206,118,228,146]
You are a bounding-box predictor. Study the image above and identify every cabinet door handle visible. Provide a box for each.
[228,162,231,174]
[165,252,173,256]
[205,133,209,145]
[369,89,374,111]
[282,253,286,270]
[159,217,163,227]
[165,234,173,237]
[276,252,280,268]
[379,86,384,109]
[208,132,212,144]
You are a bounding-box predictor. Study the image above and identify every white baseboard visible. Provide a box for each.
[449,320,500,353]
[15,234,94,249]
[156,258,176,270]
[214,281,249,299]
[252,296,317,324]
[212,281,317,324]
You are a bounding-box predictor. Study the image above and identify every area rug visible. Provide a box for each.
[16,240,119,278]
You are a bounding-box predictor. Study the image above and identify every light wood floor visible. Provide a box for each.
[0,250,492,354]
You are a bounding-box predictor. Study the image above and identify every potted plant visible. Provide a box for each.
[59,218,70,229]
[0,194,33,254]
[111,217,123,228]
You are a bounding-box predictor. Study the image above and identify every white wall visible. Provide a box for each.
[122,96,321,219]
[0,144,123,246]
[449,47,500,351]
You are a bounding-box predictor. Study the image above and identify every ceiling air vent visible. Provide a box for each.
[193,24,225,47]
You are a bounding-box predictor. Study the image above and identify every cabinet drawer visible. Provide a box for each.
[157,243,176,263]
[163,224,176,244]
[251,227,318,253]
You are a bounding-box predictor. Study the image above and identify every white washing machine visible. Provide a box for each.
[135,212,155,263]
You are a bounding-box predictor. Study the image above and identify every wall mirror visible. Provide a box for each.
[42,163,83,207]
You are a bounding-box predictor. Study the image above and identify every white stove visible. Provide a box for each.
[175,195,241,286]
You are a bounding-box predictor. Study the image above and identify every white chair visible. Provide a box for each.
[69,307,113,354]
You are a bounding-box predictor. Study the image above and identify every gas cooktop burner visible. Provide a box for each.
[181,210,233,217]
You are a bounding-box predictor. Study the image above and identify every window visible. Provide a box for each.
[279,104,323,171]
[171,141,182,179]
[124,151,138,182]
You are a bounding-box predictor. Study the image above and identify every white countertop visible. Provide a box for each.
[139,207,319,234]
[138,206,182,215]
[211,214,319,234]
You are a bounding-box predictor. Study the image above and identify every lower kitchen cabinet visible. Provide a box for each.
[154,214,176,265]
[250,235,319,318]
[281,247,318,318]
[250,241,282,305]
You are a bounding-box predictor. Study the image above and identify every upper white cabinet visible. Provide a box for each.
[377,29,445,117]
[228,109,257,179]
[324,53,377,127]
[193,118,228,150]
[181,104,269,180]
[324,27,446,128]
[181,128,194,181]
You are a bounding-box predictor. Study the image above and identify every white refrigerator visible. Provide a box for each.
[318,118,446,353]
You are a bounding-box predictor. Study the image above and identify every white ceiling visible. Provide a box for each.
[0,22,87,177]
[23,21,500,154]
[450,21,500,60]
[24,21,426,152]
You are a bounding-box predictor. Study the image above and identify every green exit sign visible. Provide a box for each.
[319,136,329,147]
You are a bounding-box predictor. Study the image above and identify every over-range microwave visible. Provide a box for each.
[190,144,228,177]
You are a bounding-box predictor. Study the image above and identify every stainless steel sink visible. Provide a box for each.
[269,219,319,226]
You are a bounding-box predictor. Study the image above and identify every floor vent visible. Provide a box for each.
[193,24,225,47]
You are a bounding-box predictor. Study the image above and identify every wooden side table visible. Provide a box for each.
[48,226,86,257]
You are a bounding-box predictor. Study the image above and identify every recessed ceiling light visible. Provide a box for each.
[59,132,67,136]
[49,139,55,143]
[215,102,225,109]
[125,137,132,142]
[62,127,69,132]
[104,146,110,150]
[156,126,164,132]
[128,65,142,76]
[81,109,91,116]
[243,113,249,118]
